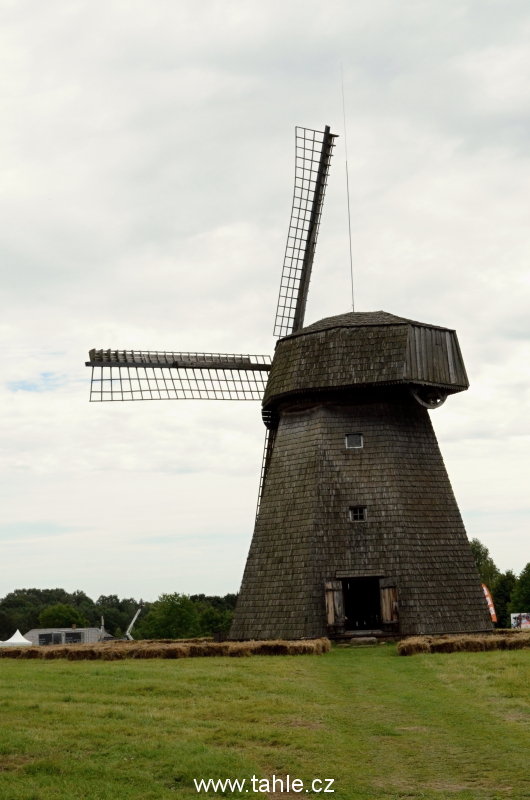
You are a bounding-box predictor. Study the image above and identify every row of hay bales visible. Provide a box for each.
[0,637,331,661]
[398,631,530,656]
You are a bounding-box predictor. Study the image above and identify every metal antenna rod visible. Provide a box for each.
[341,63,355,312]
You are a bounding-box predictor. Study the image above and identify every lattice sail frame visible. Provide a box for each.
[87,350,272,401]
[86,124,336,402]
[273,126,337,338]
[255,425,277,520]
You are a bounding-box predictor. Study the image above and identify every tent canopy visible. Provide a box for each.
[0,629,33,647]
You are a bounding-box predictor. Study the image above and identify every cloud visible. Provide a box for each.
[0,521,77,542]
[0,0,529,596]
[7,372,67,393]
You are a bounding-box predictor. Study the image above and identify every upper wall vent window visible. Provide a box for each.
[349,506,367,522]
[345,433,363,449]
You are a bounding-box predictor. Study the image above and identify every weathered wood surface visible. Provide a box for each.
[231,389,492,640]
[380,585,399,625]
[325,580,344,626]
[263,311,468,408]
[88,349,272,371]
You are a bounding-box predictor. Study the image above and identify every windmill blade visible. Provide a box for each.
[255,408,279,519]
[273,126,337,338]
[255,425,277,520]
[87,349,272,401]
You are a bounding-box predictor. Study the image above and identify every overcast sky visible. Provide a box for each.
[0,0,529,602]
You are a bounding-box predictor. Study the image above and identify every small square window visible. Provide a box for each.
[345,433,363,449]
[349,506,367,522]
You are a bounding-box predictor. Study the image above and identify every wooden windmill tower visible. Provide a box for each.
[87,126,492,639]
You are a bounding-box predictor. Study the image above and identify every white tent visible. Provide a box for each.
[0,629,33,647]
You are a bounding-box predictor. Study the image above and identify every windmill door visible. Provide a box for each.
[380,579,399,631]
[342,577,382,631]
[325,580,345,634]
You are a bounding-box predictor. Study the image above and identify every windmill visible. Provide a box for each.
[86,126,492,640]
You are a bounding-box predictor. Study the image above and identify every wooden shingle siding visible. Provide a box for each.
[231,392,492,640]
[230,311,488,641]
[263,312,468,409]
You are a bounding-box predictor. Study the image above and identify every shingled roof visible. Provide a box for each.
[264,310,468,408]
[286,310,452,338]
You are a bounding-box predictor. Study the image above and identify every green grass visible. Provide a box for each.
[1,644,530,799]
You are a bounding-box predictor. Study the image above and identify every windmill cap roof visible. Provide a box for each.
[264,309,468,407]
[284,311,454,339]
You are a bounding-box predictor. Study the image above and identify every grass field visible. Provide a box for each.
[1,644,530,800]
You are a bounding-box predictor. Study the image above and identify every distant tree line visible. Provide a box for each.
[0,588,237,641]
[470,538,530,628]
[1,540,520,639]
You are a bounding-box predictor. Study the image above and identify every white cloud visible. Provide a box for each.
[0,0,529,598]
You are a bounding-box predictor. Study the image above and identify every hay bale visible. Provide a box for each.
[97,647,125,660]
[130,646,155,659]
[461,637,486,652]
[400,633,512,656]
[201,643,230,657]
[18,648,41,660]
[67,648,98,661]
[397,637,432,656]
[431,637,456,653]
[0,636,331,662]
[431,636,483,653]
[506,634,530,650]
[162,645,190,659]
[123,645,145,658]
[40,648,57,660]
[483,636,506,651]
[133,644,187,659]
[288,641,306,654]
[128,636,330,659]
[228,643,252,657]
[291,641,313,654]
[250,641,290,656]
[0,648,23,659]
[234,638,330,656]
[298,641,326,654]
[430,638,458,654]
[188,643,210,657]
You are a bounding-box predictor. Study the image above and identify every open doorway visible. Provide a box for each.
[342,577,381,631]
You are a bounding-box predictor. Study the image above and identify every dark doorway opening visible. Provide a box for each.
[342,577,381,631]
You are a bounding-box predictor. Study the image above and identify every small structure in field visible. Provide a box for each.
[511,613,530,629]
[24,610,141,646]
[0,629,32,647]
[24,627,105,646]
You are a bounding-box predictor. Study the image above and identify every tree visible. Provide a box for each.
[509,563,530,615]
[0,610,12,641]
[137,594,200,639]
[38,604,87,628]
[189,594,238,612]
[195,602,234,635]
[469,538,499,588]
[95,595,144,636]
[0,587,146,638]
[189,593,237,634]
[0,588,237,640]
[491,571,517,628]
[69,590,97,625]
[0,588,78,638]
